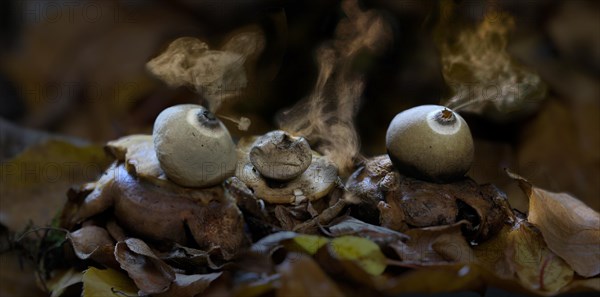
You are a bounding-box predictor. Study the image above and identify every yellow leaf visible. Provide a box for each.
[82,267,137,297]
[329,236,387,276]
[507,222,574,292]
[508,170,600,277]
[285,234,330,255]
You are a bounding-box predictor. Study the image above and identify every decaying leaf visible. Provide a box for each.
[390,222,474,265]
[322,216,409,247]
[82,267,137,297]
[473,225,514,279]
[156,272,222,297]
[507,221,574,292]
[508,170,600,277]
[380,264,483,294]
[277,252,345,297]
[0,140,111,231]
[67,226,117,269]
[114,238,176,295]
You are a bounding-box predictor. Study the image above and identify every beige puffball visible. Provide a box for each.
[153,104,236,187]
[386,105,474,183]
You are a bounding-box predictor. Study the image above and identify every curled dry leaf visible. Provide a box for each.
[508,170,600,277]
[114,238,176,295]
[322,216,409,247]
[156,272,222,297]
[67,226,118,269]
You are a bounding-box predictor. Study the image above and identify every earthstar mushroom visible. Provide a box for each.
[386,105,474,183]
[249,130,312,181]
[153,104,237,187]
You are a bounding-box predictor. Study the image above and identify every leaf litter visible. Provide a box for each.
[2,1,599,296]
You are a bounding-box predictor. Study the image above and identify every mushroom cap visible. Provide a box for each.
[236,136,338,204]
[249,130,312,181]
[386,105,474,183]
[153,104,237,187]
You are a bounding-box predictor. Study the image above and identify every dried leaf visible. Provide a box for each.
[507,222,574,292]
[473,225,514,279]
[390,222,474,265]
[508,170,600,277]
[156,272,222,297]
[323,216,409,247]
[114,238,175,295]
[381,264,483,294]
[277,252,345,297]
[67,226,117,268]
[82,267,137,297]
[329,236,387,276]
[0,140,111,231]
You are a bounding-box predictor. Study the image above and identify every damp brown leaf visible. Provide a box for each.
[508,170,600,277]
[389,222,474,265]
[277,252,345,297]
[114,238,176,295]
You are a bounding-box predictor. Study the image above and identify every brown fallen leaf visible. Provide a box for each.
[277,252,345,297]
[473,225,514,279]
[156,272,222,297]
[114,238,176,295]
[67,226,118,269]
[508,170,600,277]
[322,216,409,247]
[390,221,474,265]
[507,221,574,292]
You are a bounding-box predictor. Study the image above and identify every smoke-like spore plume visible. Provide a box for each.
[278,0,391,176]
[437,3,546,121]
[146,31,264,113]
